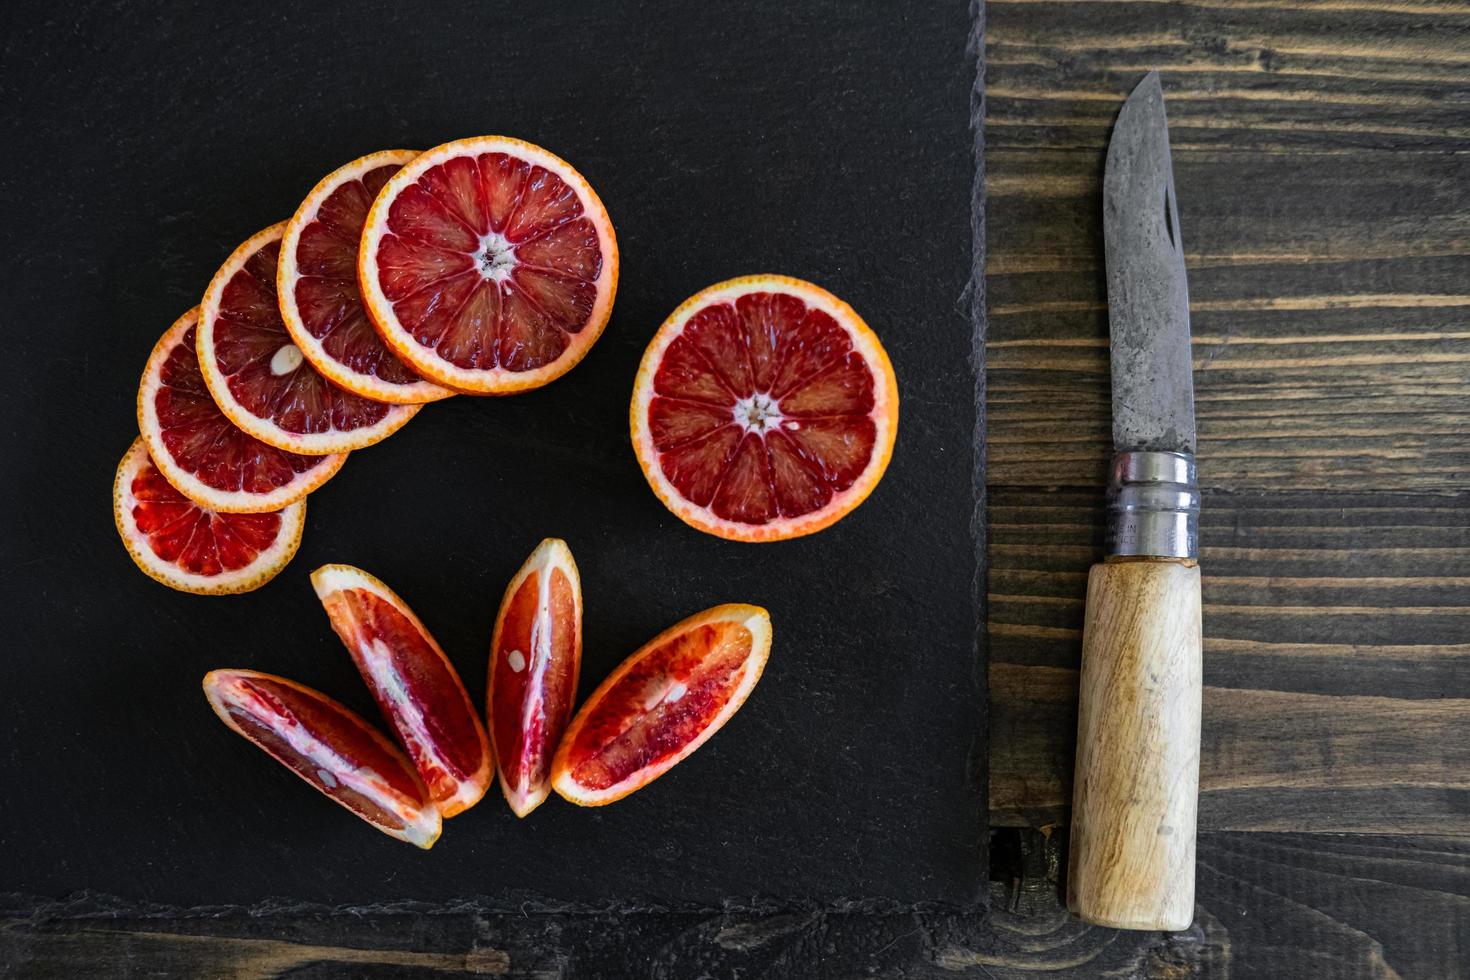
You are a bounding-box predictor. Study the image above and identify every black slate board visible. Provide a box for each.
[0,0,982,909]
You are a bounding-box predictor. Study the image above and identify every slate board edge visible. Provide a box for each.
[968,0,992,893]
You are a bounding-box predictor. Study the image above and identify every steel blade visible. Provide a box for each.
[1104,71,1196,455]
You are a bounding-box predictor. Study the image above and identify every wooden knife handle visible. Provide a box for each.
[1067,556,1202,931]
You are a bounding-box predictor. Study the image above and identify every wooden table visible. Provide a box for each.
[985,0,1469,975]
[5,3,1466,976]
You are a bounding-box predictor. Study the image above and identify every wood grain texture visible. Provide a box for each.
[1069,559,1202,930]
[985,0,1468,972]
[986,0,1470,494]
[6,830,1462,978]
[990,487,1470,832]
[986,0,1470,842]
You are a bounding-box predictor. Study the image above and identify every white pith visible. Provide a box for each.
[310,564,490,815]
[552,604,771,806]
[199,223,418,454]
[138,310,344,513]
[732,393,783,435]
[640,676,689,712]
[476,231,519,282]
[207,673,440,847]
[277,149,452,405]
[630,277,897,541]
[114,440,305,594]
[359,136,618,392]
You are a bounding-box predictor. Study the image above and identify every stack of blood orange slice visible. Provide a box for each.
[115,138,619,595]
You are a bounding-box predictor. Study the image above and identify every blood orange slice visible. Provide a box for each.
[630,275,899,542]
[138,308,346,512]
[113,440,304,594]
[279,150,454,405]
[488,539,583,817]
[198,223,420,453]
[203,669,441,847]
[358,136,618,394]
[311,564,492,817]
[551,604,771,807]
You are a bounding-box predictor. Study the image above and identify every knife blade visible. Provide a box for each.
[1067,71,1203,933]
[1104,70,1196,458]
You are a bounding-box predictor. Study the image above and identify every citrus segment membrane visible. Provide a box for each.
[198,223,420,453]
[279,151,453,404]
[631,276,898,542]
[359,137,618,393]
[311,565,492,817]
[488,539,582,817]
[138,308,345,512]
[551,604,770,806]
[203,669,441,847]
[113,440,304,595]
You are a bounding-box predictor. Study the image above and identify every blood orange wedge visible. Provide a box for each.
[358,136,618,394]
[279,150,454,405]
[311,564,492,817]
[630,275,899,542]
[487,539,583,817]
[198,223,420,454]
[550,604,771,807]
[138,308,346,512]
[202,669,441,847]
[114,440,304,595]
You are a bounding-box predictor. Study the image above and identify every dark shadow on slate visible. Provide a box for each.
[0,0,983,909]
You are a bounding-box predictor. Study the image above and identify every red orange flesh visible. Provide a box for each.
[198,223,420,453]
[279,150,454,405]
[488,539,582,817]
[138,308,345,512]
[113,440,304,594]
[358,136,618,394]
[630,276,898,541]
[551,604,770,806]
[311,564,492,817]
[202,669,441,847]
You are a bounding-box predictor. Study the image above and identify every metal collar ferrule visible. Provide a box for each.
[1106,450,1199,559]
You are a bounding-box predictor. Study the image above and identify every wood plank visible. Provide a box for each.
[991,488,1470,693]
[986,0,1470,153]
[1191,832,1470,979]
[984,0,1470,850]
[992,660,1470,832]
[988,487,1470,831]
[984,0,1470,492]
[962,829,1468,979]
[5,830,1460,978]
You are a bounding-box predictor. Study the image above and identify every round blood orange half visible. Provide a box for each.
[113,440,304,595]
[138,308,346,512]
[551,604,771,807]
[488,539,582,817]
[358,136,618,394]
[310,564,492,817]
[198,223,420,453]
[203,669,441,847]
[279,150,454,405]
[630,275,899,542]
